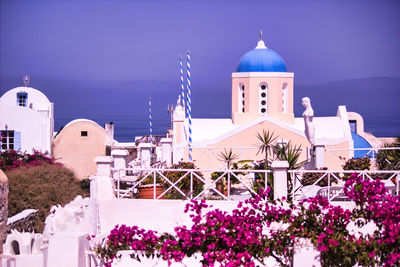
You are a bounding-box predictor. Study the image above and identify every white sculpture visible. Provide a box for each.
[43,195,89,238]
[302,97,315,146]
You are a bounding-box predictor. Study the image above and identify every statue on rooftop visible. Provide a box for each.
[302,97,315,146]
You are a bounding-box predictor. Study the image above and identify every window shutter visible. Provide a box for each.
[14,131,21,151]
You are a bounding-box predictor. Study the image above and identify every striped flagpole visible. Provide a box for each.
[179,56,185,110]
[149,96,152,144]
[186,51,192,162]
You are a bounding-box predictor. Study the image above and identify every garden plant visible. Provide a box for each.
[96,173,400,266]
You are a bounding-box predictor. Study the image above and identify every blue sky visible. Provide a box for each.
[1,0,399,139]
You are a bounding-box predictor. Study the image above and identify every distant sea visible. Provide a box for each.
[51,77,400,142]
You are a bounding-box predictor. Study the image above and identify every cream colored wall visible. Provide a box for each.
[347,112,364,135]
[191,120,351,171]
[232,76,294,125]
[53,121,107,180]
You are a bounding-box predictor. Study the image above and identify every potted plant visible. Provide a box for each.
[138,173,164,199]
[161,162,204,199]
[211,149,253,197]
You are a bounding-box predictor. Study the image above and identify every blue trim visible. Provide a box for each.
[14,131,21,151]
[351,132,373,159]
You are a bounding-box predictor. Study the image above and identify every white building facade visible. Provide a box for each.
[0,85,54,154]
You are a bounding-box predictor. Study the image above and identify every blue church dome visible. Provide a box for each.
[236,40,287,72]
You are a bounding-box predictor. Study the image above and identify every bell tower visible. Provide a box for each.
[231,34,295,125]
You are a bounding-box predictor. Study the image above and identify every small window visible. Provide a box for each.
[81,131,88,137]
[349,120,357,133]
[1,130,15,150]
[282,83,288,113]
[259,83,268,115]
[238,83,245,113]
[17,92,28,107]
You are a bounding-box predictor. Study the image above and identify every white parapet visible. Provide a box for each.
[271,160,289,201]
[47,232,89,267]
[95,156,114,177]
[138,143,152,168]
[160,137,172,166]
[111,149,129,171]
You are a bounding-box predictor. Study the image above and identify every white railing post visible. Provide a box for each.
[117,169,120,199]
[153,170,156,199]
[95,156,114,178]
[227,171,231,199]
[313,145,325,168]
[190,171,193,199]
[271,161,289,201]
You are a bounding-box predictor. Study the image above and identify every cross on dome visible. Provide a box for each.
[256,30,267,49]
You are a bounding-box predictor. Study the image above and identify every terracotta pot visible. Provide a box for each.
[138,184,164,199]
[216,180,231,197]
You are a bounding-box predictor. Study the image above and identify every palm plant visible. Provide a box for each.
[273,141,307,170]
[256,130,277,169]
[217,148,239,169]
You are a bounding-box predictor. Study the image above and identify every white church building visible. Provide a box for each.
[0,77,54,154]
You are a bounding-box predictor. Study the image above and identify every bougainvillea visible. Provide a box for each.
[0,149,58,171]
[95,173,400,266]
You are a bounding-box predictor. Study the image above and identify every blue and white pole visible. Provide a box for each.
[149,96,152,144]
[179,55,185,111]
[186,51,192,162]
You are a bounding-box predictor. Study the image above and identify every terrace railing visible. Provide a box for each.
[110,165,400,202]
[289,169,400,203]
[112,167,272,200]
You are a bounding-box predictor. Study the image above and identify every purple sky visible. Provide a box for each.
[1,0,399,138]
[1,0,399,87]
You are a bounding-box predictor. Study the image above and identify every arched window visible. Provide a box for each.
[259,83,268,115]
[238,83,245,113]
[282,83,288,113]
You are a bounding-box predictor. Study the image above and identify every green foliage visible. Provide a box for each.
[376,136,400,170]
[273,141,306,170]
[161,162,204,199]
[217,148,239,169]
[256,130,277,168]
[7,163,89,232]
[342,157,371,171]
[342,157,371,181]
[300,168,332,186]
[79,178,91,192]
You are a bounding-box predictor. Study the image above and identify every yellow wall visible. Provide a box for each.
[189,120,351,171]
[232,76,294,125]
[53,120,107,180]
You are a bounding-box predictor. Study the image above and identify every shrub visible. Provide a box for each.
[301,167,326,186]
[342,157,371,181]
[376,136,400,170]
[161,162,204,199]
[80,178,91,192]
[7,163,89,232]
